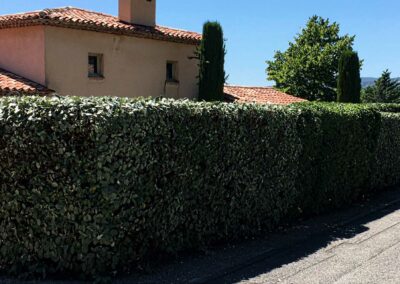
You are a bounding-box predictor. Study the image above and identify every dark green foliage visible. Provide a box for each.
[198,22,226,101]
[361,70,400,103]
[293,103,381,214]
[0,96,300,279]
[1,97,400,280]
[267,16,355,101]
[337,50,361,103]
[370,113,400,189]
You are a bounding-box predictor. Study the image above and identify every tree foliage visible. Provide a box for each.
[198,21,226,101]
[267,16,355,101]
[361,70,400,103]
[337,50,361,103]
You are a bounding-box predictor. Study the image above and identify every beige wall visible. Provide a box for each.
[0,26,46,85]
[44,26,199,99]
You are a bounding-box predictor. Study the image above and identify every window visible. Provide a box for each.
[166,61,178,82]
[88,54,103,78]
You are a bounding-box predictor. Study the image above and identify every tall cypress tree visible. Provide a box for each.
[337,50,361,103]
[198,21,226,101]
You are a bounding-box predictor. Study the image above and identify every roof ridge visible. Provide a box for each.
[53,6,201,34]
[60,6,116,18]
[0,6,73,18]
[156,24,201,34]
[0,9,41,17]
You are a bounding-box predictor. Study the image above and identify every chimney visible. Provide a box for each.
[119,0,156,27]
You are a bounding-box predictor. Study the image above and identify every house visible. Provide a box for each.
[0,0,201,99]
[224,85,306,104]
[0,0,305,105]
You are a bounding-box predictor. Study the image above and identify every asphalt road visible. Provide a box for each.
[233,199,400,284]
[134,188,400,284]
[2,188,400,284]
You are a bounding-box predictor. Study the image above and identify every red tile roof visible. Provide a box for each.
[0,69,52,95]
[0,7,202,45]
[224,85,306,105]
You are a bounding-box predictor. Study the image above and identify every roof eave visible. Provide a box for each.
[0,19,202,46]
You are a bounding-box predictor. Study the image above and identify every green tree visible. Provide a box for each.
[198,21,226,101]
[361,70,400,103]
[267,16,355,101]
[337,50,361,103]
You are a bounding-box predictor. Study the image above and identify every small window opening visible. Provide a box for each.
[166,61,178,82]
[88,54,103,78]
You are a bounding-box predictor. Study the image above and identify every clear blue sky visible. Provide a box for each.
[2,0,400,86]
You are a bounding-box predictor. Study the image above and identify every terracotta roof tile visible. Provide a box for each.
[224,85,306,105]
[0,69,52,95]
[0,7,202,45]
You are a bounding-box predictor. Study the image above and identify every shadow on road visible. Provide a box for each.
[204,191,400,284]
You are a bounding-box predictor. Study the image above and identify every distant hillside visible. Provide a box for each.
[361,78,377,88]
[362,77,400,88]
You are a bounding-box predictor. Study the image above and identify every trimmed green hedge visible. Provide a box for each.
[294,103,382,213]
[0,97,400,279]
[363,103,400,113]
[370,112,400,189]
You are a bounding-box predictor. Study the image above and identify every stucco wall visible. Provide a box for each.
[0,26,46,85]
[44,26,199,99]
